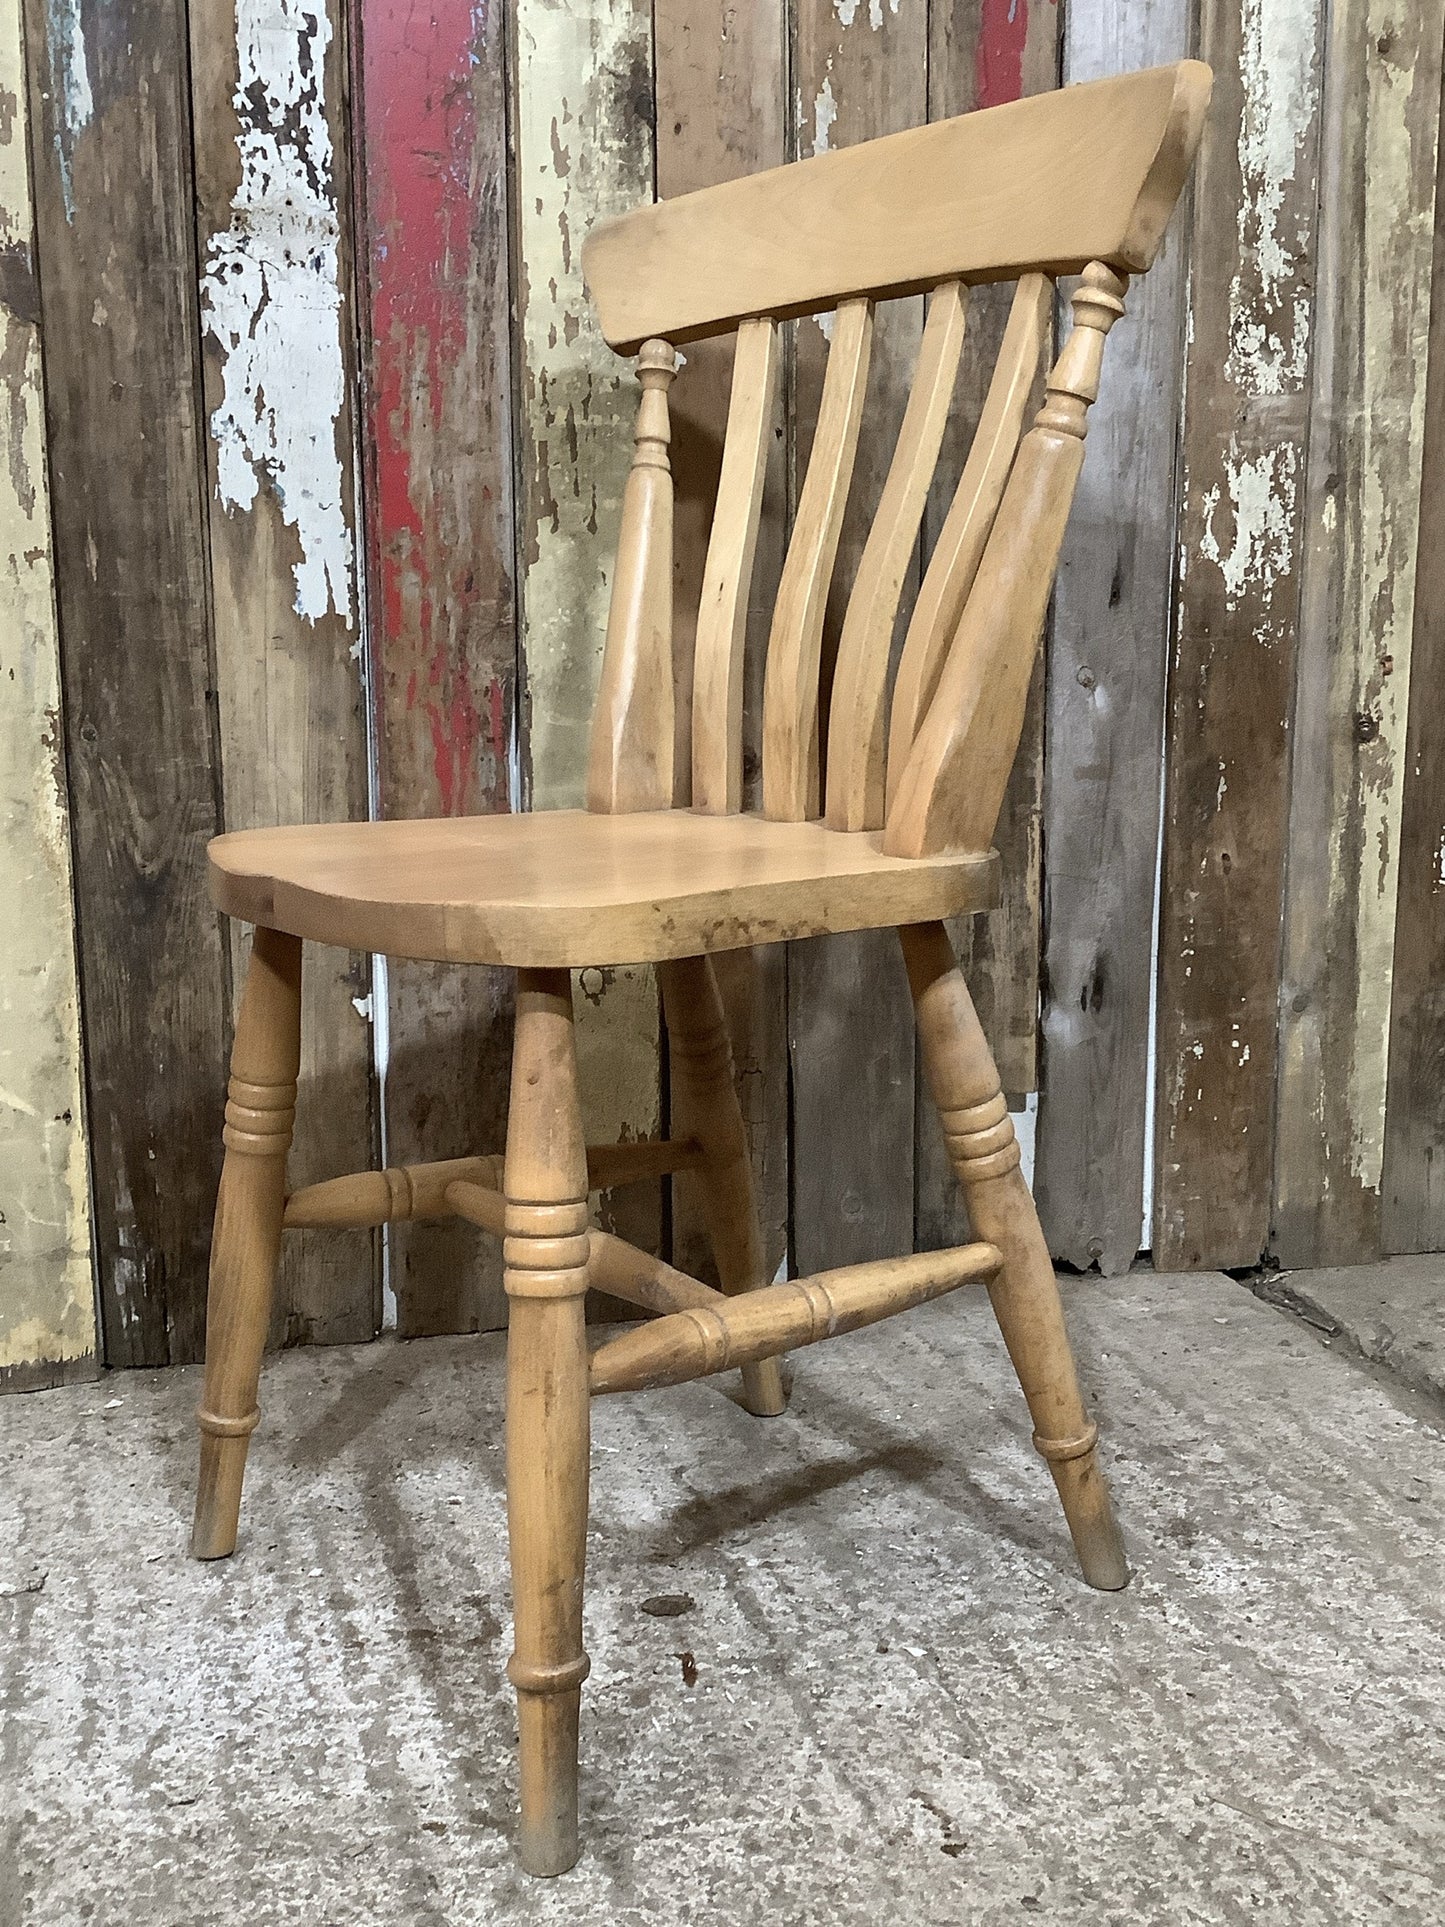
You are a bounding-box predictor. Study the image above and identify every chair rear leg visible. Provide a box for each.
[899,921,1129,1590]
[659,955,787,1417]
[191,926,301,1560]
[504,969,593,1876]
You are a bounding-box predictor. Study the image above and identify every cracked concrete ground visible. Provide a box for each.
[3,1267,1443,1926]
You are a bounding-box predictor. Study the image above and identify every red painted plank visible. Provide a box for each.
[356,0,517,1335]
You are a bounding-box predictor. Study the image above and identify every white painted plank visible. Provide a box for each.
[0,0,94,1386]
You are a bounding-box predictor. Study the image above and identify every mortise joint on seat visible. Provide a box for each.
[503,1196,591,1301]
[222,1075,297,1158]
[507,1652,592,1696]
[1033,1423,1099,1465]
[197,1406,260,1439]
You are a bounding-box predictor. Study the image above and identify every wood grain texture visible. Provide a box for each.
[825,278,967,833]
[915,0,1058,1254]
[515,0,661,1263]
[884,267,1133,861]
[0,0,93,1391]
[1274,0,1445,1266]
[761,297,873,823]
[26,0,230,1368]
[1035,0,1194,1276]
[209,809,1001,965]
[191,0,376,1346]
[584,60,1211,349]
[1154,0,1325,1270]
[654,0,790,1292]
[1384,45,1445,1256]
[787,0,926,1278]
[357,0,517,1336]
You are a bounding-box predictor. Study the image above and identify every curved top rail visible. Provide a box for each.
[583,62,1211,351]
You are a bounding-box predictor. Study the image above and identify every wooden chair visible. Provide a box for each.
[192,62,1211,1875]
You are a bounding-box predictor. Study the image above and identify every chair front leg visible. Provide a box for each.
[504,968,593,1876]
[899,921,1129,1591]
[191,925,301,1560]
[659,954,787,1417]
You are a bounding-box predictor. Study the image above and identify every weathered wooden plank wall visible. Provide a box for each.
[1034,0,1191,1276]
[24,0,232,1369]
[1274,0,1445,1266]
[9,0,1445,1387]
[192,0,377,1346]
[356,0,516,1337]
[1154,0,1325,1271]
[0,0,93,1390]
[1384,43,1445,1255]
[513,0,663,1265]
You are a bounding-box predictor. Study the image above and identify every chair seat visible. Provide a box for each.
[208,808,1000,967]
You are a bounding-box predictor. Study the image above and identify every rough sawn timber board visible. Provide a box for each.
[192,0,378,1345]
[1273,0,1445,1266]
[0,0,94,1391]
[357,0,518,1336]
[25,0,231,1366]
[1383,41,1445,1256]
[1033,0,1192,1276]
[1154,0,1325,1271]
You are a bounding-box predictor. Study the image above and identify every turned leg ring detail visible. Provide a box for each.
[1033,1422,1100,1465]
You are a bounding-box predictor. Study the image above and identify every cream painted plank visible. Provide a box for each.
[516,0,661,1253]
[0,0,94,1391]
[1275,0,1445,1263]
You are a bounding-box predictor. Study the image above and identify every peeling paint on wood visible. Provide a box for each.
[201,0,353,625]
[26,0,231,1367]
[515,0,661,1255]
[1155,0,1326,1271]
[192,0,377,1345]
[0,0,93,1388]
[1276,0,1445,1263]
[358,0,517,1336]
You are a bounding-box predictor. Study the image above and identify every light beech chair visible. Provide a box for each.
[192,62,1211,1875]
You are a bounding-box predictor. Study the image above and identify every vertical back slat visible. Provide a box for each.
[886,274,1051,812]
[691,318,780,813]
[761,297,874,821]
[884,265,1128,859]
[824,280,969,832]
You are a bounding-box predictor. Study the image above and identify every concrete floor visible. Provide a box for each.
[3,1268,1443,1926]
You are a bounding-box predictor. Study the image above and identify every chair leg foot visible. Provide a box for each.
[738,1357,788,1417]
[505,970,592,1876]
[660,955,791,1416]
[191,1423,260,1560]
[900,921,1129,1591]
[513,1676,584,1876]
[190,926,301,1562]
[1040,1444,1130,1590]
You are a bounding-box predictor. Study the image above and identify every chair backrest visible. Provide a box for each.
[581,61,1211,855]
